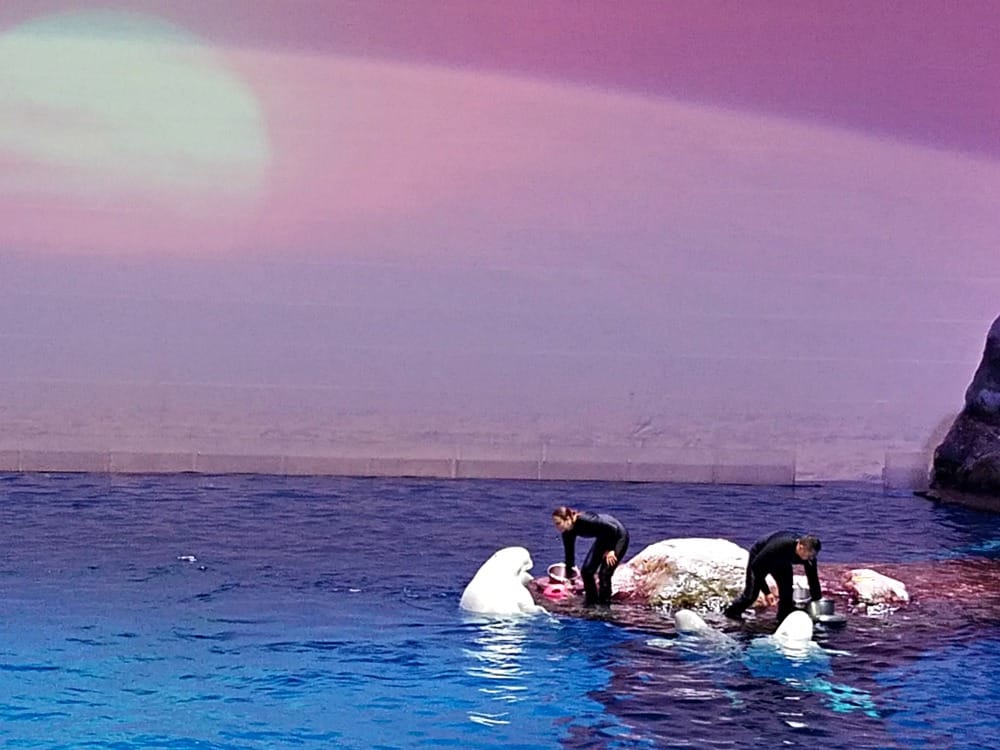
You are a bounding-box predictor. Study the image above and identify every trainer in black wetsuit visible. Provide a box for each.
[555,508,629,606]
[723,531,822,622]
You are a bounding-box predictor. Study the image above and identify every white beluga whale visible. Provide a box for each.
[669,608,816,652]
[670,608,816,655]
[743,611,877,717]
[460,546,546,616]
[667,608,741,658]
[674,609,738,643]
[769,610,819,657]
[674,608,719,635]
[657,607,877,716]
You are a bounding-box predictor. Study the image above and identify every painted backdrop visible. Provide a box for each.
[1,1,998,481]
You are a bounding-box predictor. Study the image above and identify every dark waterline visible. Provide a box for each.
[0,473,997,749]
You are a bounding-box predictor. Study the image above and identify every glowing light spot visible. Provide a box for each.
[0,10,269,216]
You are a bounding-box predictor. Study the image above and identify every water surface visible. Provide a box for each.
[0,474,997,748]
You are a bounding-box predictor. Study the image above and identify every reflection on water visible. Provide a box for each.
[464,618,530,725]
[648,620,879,721]
[877,637,1000,748]
[743,636,878,717]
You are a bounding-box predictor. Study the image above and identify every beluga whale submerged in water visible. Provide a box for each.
[664,608,877,716]
[670,608,821,658]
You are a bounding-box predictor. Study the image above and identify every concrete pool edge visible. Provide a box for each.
[0,446,933,490]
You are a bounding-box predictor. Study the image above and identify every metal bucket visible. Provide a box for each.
[792,583,812,606]
[807,598,836,618]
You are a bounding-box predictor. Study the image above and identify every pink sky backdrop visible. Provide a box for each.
[4,0,998,154]
[0,1,998,479]
[1,1,998,258]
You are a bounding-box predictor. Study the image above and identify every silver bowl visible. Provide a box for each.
[807,598,836,618]
[806,598,847,626]
[792,583,812,606]
[547,563,580,583]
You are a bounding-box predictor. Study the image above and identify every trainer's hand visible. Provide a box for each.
[604,550,618,567]
[765,593,778,607]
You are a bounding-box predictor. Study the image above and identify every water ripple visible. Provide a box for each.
[0,475,997,749]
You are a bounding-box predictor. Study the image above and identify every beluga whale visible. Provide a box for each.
[662,607,876,715]
[768,610,820,657]
[460,546,546,616]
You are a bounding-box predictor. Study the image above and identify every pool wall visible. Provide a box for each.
[0,445,928,490]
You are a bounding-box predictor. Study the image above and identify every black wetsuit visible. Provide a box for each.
[562,511,629,605]
[724,531,822,621]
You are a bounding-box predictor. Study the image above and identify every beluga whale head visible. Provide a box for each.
[667,608,741,655]
[460,546,544,616]
[771,610,817,656]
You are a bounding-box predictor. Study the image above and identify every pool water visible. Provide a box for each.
[0,474,998,749]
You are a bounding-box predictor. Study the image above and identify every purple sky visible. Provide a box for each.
[5,0,997,156]
[1,1,997,257]
[0,2,997,476]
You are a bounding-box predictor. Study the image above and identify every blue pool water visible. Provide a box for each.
[0,473,998,749]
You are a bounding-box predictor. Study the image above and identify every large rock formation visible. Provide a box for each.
[930,315,1000,510]
[533,540,926,622]
[611,538,750,612]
